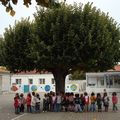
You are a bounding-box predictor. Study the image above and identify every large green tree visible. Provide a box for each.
[33,3,120,92]
[3,3,120,93]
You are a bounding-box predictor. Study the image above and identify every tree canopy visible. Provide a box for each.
[2,3,120,92]
[33,3,120,72]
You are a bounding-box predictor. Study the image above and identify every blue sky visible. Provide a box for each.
[0,0,120,36]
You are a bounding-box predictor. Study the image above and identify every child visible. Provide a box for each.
[68,93,74,112]
[19,93,26,112]
[112,92,118,112]
[61,92,66,111]
[26,93,32,113]
[84,92,89,112]
[65,93,69,112]
[103,92,109,112]
[96,93,102,112]
[56,92,62,112]
[51,92,57,112]
[90,92,96,112]
[43,94,50,112]
[36,93,41,112]
[74,94,82,112]
[14,93,20,114]
[49,91,53,111]
[80,94,85,111]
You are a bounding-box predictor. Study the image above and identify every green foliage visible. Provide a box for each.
[69,70,86,80]
[3,18,35,72]
[33,3,120,72]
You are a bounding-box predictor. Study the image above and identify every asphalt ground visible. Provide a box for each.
[0,93,120,120]
[11,111,120,120]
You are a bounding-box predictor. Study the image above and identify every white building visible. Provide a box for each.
[86,72,120,94]
[9,65,120,94]
[11,72,55,93]
[0,67,11,94]
[65,79,86,93]
[10,71,86,93]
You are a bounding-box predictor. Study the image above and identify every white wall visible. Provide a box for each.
[11,73,55,93]
[11,74,87,93]
[11,74,54,85]
[0,73,11,93]
[65,80,86,93]
[2,74,10,91]
[86,72,120,94]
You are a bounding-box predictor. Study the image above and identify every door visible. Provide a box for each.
[24,85,29,93]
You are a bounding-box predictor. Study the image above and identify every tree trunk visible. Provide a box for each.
[52,68,68,93]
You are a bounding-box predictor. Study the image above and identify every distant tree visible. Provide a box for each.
[3,18,35,71]
[3,3,120,93]
[69,70,86,80]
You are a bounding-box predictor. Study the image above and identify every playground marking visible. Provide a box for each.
[11,113,27,120]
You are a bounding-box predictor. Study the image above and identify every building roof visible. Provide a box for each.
[0,66,9,73]
[113,65,120,71]
[108,65,120,72]
[0,66,51,75]
[15,70,51,75]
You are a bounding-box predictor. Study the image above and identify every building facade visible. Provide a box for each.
[10,72,86,93]
[86,72,120,94]
[11,73,55,93]
[0,67,11,94]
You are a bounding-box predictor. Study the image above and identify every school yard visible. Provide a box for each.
[0,93,120,120]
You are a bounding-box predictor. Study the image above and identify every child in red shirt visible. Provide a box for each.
[26,93,32,113]
[14,93,20,114]
[112,92,118,112]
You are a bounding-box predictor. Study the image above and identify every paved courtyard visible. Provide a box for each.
[0,93,120,120]
[11,111,120,120]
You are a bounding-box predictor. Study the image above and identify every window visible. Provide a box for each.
[51,78,55,84]
[98,77,104,86]
[39,78,45,84]
[88,83,95,86]
[100,79,104,86]
[87,76,96,87]
[16,79,21,84]
[109,75,113,86]
[112,75,120,87]
[28,79,33,84]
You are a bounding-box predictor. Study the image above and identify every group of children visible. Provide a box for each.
[14,92,40,114]
[14,91,118,114]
